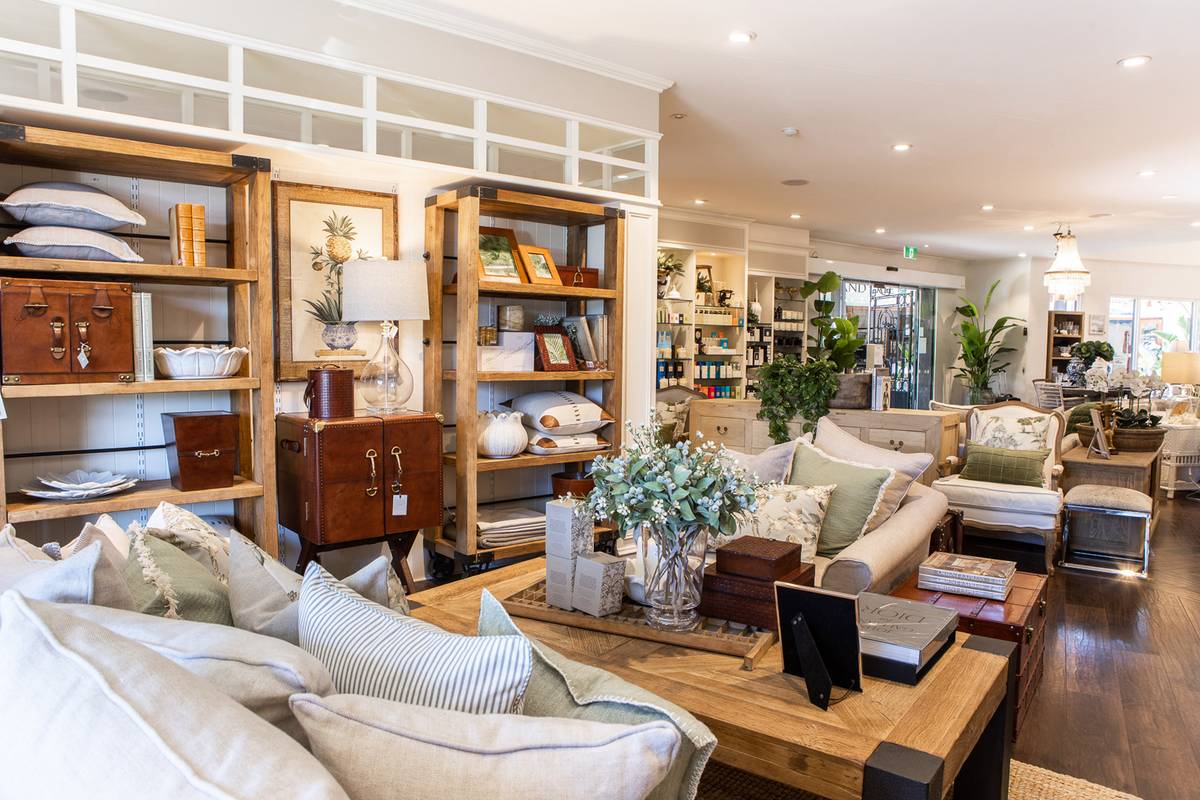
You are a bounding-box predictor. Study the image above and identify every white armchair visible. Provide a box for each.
[931,401,1067,574]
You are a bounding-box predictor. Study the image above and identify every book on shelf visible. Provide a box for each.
[858,591,958,667]
[132,291,154,381]
[169,203,207,266]
[564,315,598,363]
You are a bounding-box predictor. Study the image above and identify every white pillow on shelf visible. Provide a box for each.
[0,181,147,230]
[504,390,613,435]
[3,226,143,262]
[524,428,610,456]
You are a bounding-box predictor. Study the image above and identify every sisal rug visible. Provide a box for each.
[696,759,1142,800]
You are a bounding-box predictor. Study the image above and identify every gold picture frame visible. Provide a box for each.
[477,227,526,284]
[518,244,562,285]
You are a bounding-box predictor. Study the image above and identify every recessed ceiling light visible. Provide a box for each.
[825,259,834,264]
[981,204,995,212]
[693,198,706,205]
[789,213,802,219]
[1138,169,1156,178]
[1118,55,1152,69]
[670,112,687,120]
[1090,212,1113,218]
[1023,224,1035,231]
[1162,194,1178,200]
[615,174,631,180]
[1018,252,1028,258]
[875,227,886,234]
[781,127,800,137]
[781,178,810,186]
[892,143,913,152]
[728,30,756,44]
[1191,221,1200,228]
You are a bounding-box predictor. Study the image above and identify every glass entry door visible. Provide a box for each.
[837,280,936,410]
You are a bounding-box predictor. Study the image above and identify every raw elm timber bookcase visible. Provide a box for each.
[0,125,277,553]
[422,185,624,577]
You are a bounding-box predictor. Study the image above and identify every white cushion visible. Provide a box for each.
[0,591,348,799]
[291,693,680,800]
[813,417,932,530]
[0,526,133,610]
[505,390,613,435]
[62,522,126,566]
[78,515,129,559]
[229,531,407,645]
[525,427,609,455]
[41,600,333,743]
[298,563,532,714]
[933,474,1062,515]
[0,181,146,230]
[718,483,835,562]
[4,225,143,262]
[147,501,230,583]
[723,438,799,483]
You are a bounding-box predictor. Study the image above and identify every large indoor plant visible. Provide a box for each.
[952,279,1022,404]
[755,355,841,442]
[587,418,757,631]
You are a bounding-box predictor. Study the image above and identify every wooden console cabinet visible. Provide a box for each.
[687,399,960,485]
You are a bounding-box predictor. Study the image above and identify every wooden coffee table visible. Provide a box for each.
[409,560,1016,800]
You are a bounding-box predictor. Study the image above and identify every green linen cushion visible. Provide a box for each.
[1066,402,1100,435]
[960,443,1051,487]
[125,525,233,625]
[477,590,716,800]
[788,439,894,557]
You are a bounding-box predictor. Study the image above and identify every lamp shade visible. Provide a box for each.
[1043,230,1091,300]
[341,259,429,322]
[1162,351,1200,384]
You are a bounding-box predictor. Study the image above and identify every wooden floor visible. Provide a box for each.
[1013,492,1200,800]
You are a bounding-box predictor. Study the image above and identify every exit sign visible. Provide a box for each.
[902,245,918,260]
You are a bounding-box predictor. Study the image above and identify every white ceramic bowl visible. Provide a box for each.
[154,346,249,380]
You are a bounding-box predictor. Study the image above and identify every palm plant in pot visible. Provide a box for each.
[952,280,1023,404]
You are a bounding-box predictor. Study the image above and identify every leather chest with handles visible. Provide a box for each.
[276,411,443,546]
[1,278,134,385]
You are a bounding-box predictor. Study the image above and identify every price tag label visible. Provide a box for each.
[392,494,408,516]
[77,350,89,370]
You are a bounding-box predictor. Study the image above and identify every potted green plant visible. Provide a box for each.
[1076,365,1166,452]
[801,271,869,408]
[755,355,841,443]
[951,280,1023,404]
[656,250,685,299]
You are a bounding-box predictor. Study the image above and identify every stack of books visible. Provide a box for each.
[168,203,207,266]
[918,552,1016,601]
[859,592,958,684]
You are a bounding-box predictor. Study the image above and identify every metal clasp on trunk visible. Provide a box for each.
[365,448,379,496]
[390,445,403,494]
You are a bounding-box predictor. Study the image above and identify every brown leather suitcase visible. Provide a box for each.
[0,278,134,385]
[162,411,239,491]
[276,410,443,546]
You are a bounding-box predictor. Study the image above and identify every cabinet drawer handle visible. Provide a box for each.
[279,439,302,453]
[390,446,404,494]
[1025,626,1034,645]
[193,449,220,458]
[889,438,904,451]
[365,448,379,497]
[1038,599,1046,616]
[716,425,729,435]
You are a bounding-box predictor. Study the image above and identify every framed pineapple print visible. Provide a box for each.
[273,182,397,380]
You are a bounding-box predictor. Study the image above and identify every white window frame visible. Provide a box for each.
[1108,295,1198,373]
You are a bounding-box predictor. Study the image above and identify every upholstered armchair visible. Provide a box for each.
[931,401,1067,573]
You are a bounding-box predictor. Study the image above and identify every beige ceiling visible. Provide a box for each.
[389,0,1200,264]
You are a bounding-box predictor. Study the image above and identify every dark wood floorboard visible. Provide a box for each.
[1013,493,1200,799]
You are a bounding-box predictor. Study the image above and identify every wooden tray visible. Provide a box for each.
[496,575,777,670]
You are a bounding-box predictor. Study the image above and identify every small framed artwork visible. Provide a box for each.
[1087,408,1111,459]
[519,244,562,285]
[534,325,578,371]
[1088,315,1106,336]
[477,227,526,284]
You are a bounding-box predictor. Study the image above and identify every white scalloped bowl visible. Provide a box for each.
[154,346,249,379]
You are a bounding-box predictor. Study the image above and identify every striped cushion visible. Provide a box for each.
[298,563,531,714]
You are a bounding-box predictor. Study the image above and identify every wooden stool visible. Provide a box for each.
[1060,484,1152,579]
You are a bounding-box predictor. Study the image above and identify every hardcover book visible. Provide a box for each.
[858,592,958,667]
[919,552,1017,585]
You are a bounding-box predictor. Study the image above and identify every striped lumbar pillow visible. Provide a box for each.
[298,563,531,714]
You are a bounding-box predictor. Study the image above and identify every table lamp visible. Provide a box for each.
[341,258,429,412]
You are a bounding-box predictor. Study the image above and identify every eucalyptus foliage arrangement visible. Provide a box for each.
[586,418,758,541]
[756,355,841,442]
[952,279,1023,403]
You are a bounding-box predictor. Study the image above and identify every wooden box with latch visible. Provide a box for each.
[162,411,239,492]
[275,410,444,548]
[0,278,134,385]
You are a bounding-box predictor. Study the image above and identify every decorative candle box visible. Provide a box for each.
[545,554,576,611]
[545,497,593,560]
[572,552,624,617]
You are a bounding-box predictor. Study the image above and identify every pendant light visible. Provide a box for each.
[1043,225,1091,301]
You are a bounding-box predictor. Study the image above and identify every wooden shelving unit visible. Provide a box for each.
[423,186,624,575]
[1046,309,1086,380]
[0,125,277,553]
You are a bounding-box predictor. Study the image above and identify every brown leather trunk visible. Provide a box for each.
[0,278,134,385]
[276,411,443,546]
[162,411,239,491]
[891,571,1047,740]
[699,561,815,631]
